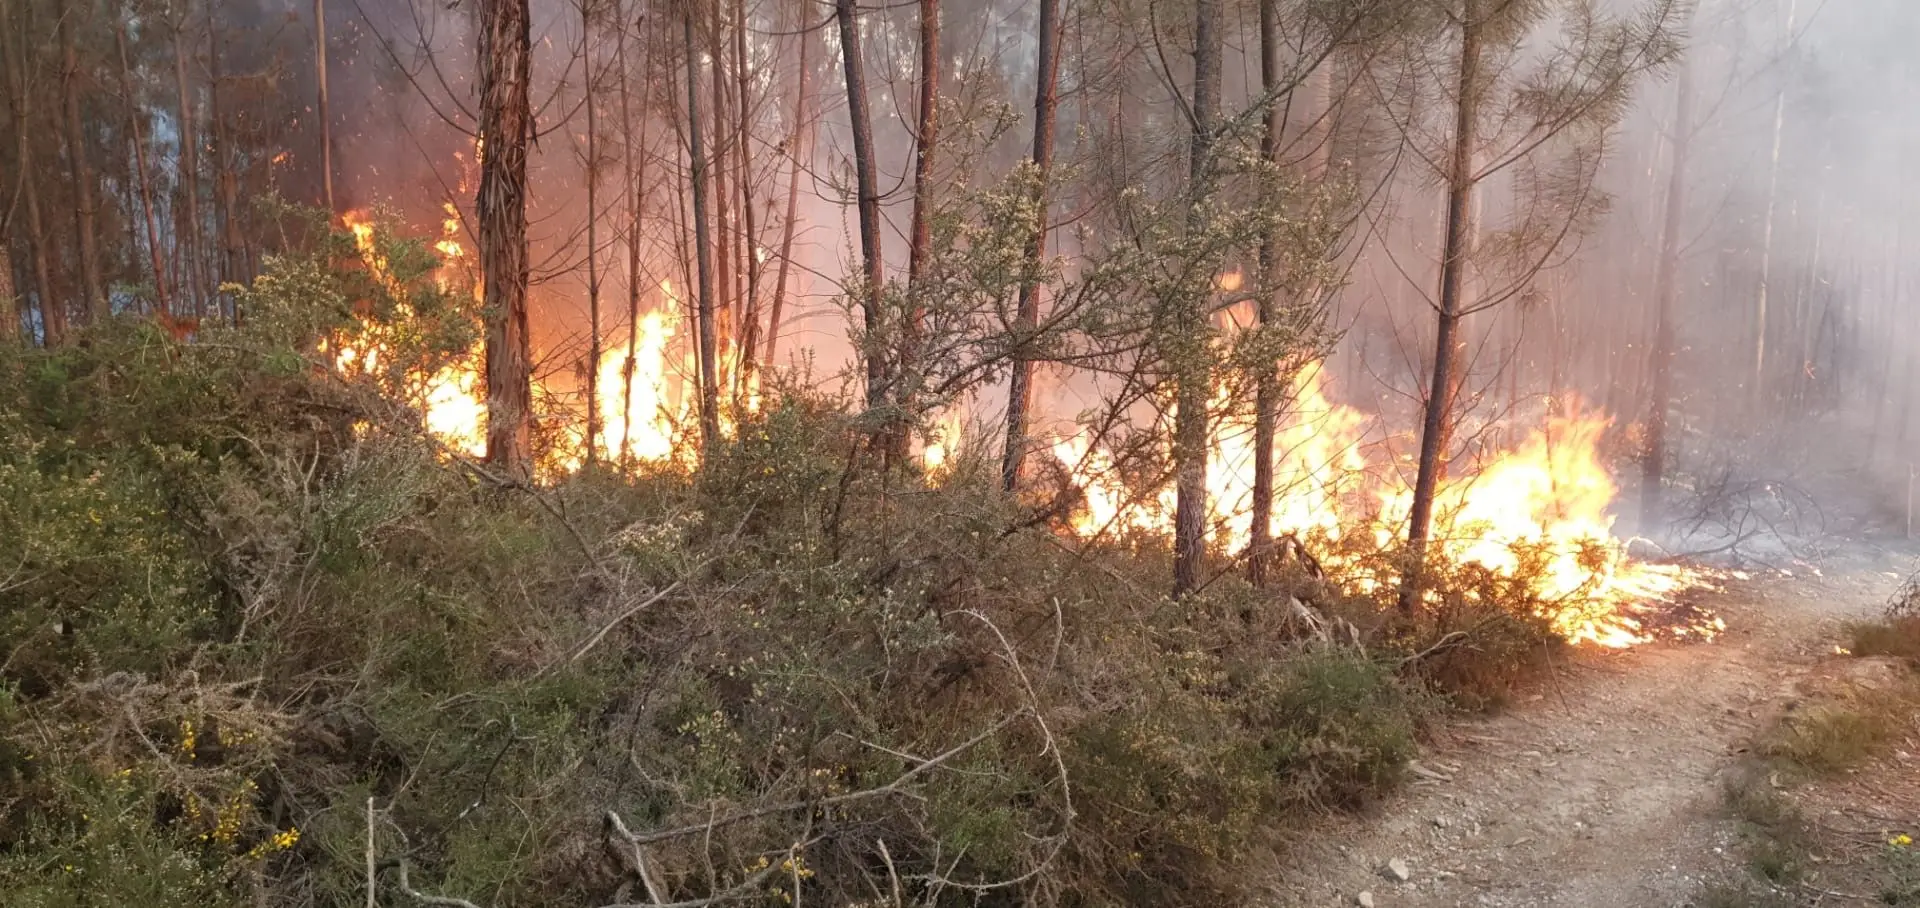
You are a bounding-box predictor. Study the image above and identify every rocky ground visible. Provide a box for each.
[1266,542,1920,908]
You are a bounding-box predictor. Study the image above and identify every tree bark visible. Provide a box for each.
[2,0,57,344]
[1752,0,1797,410]
[210,13,245,321]
[1172,0,1219,598]
[1640,51,1693,528]
[478,0,534,473]
[835,0,888,416]
[117,22,175,321]
[998,0,1061,491]
[685,4,721,452]
[763,11,811,374]
[60,4,106,323]
[1401,0,1483,612]
[315,0,334,213]
[1246,0,1286,586]
[173,2,206,316]
[617,0,651,465]
[582,0,602,465]
[731,0,761,400]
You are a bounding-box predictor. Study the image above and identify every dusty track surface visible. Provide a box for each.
[1269,543,1919,908]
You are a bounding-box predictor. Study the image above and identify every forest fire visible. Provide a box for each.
[1049,365,1721,649]
[328,214,1716,650]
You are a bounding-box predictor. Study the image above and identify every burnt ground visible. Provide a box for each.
[1266,541,1920,908]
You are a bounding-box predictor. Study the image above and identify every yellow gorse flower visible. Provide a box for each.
[1891,833,1913,848]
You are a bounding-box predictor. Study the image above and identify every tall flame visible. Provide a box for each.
[1051,360,1716,648]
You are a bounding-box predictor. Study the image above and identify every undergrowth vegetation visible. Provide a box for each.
[0,231,1569,906]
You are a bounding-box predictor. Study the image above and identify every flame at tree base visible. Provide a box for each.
[332,214,1718,650]
[1041,364,1723,650]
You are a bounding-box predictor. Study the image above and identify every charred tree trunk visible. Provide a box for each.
[1641,52,1693,527]
[478,0,533,473]
[835,0,888,418]
[60,5,106,323]
[685,4,721,452]
[763,12,811,373]
[1172,0,1219,598]
[1401,1,1483,613]
[998,0,1060,491]
[118,23,175,320]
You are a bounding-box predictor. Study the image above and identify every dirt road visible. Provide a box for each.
[1269,544,1917,908]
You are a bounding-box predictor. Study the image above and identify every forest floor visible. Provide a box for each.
[1269,539,1920,908]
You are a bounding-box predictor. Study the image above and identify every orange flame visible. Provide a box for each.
[1051,362,1717,649]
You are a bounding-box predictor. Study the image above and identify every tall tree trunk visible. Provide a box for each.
[685,4,721,452]
[835,0,887,415]
[763,11,811,373]
[1401,0,1483,612]
[173,3,206,316]
[998,0,1060,491]
[709,1,732,348]
[478,0,533,473]
[732,0,761,400]
[60,5,106,323]
[617,0,651,465]
[315,0,334,213]
[1641,51,1693,527]
[1752,0,1797,410]
[210,12,245,321]
[117,23,175,320]
[2,0,58,344]
[1246,0,1282,587]
[581,0,602,465]
[1172,0,1219,598]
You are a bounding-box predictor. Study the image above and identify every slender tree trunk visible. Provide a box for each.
[763,13,811,373]
[173,3,206,316]
[1641,52,1693,527]
[1401,1,1483,612]
[835,0,887,415]
[617,2,650,464]
[478,0,534,473]
[709,1,732,347]
[1753,0,1797,409]
[1247,0,1283,587]
[210,14,244,321]
[1172,0,1219,598]
[581,0,602,465]
[2,0,57,344]
[315,0,334,213]
[998,0,1061,491]
[118,23,175,320]
[732,0,762,399]
[60,5,106,322]
[685,5,721,451]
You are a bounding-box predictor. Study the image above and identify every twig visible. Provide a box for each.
[607,712,1023,847]
[366,797,378,908]
[559,579,687,667]
[393,862,486,908]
